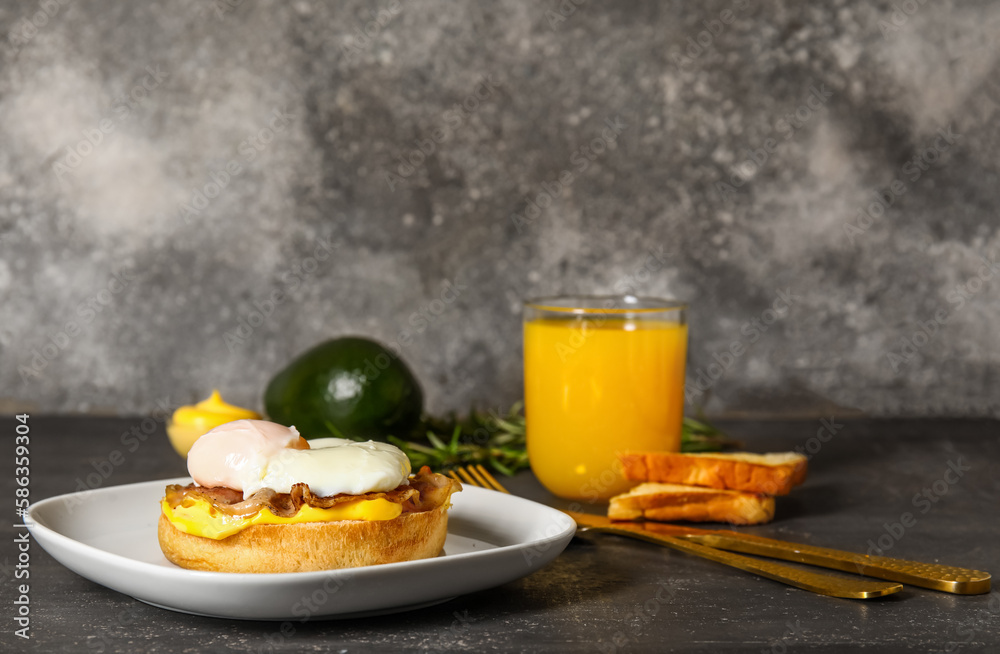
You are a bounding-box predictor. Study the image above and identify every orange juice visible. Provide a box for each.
[524,310,687,501]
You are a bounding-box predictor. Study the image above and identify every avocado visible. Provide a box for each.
[264,337,423,440]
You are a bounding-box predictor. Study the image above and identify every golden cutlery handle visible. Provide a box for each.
[690,532,991,595]
[591,524,902,599]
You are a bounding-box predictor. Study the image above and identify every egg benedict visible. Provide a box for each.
[158,419,461,573]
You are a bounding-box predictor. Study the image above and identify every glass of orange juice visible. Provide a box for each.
[523,296,688,501]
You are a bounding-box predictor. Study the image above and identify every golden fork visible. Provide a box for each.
[451,465,990,598]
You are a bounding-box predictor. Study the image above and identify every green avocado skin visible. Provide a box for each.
[264,337,424,440]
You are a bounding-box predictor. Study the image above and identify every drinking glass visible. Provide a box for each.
[523,296,688,501]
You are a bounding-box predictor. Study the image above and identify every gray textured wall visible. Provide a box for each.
[2,0,999,418]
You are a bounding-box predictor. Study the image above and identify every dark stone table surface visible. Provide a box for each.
[2,417,998,653]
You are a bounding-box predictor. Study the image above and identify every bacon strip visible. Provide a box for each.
[164,467,460,518]
[402,467,461,513]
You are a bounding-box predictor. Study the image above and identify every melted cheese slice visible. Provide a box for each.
[161,497,402,540]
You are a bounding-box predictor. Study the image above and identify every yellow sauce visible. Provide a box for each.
[167,390,261,457]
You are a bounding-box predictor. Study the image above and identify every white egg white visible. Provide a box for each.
[187,421,411,499]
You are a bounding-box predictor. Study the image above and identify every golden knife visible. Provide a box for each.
[638,522,991,595]
[565,511,902,599]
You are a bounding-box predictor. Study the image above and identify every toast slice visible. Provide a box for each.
[608,483,775,525]
[618,451,807,496]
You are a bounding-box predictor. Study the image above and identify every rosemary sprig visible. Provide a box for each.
[679,416,743,452]
[388,404,739,475]
[389,404,529,475]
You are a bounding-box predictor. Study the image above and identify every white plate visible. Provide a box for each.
[27,477,576,620]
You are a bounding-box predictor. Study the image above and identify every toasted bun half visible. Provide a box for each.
[158,500,451,573]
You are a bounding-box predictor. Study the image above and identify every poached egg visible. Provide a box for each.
[186,419,411,499]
